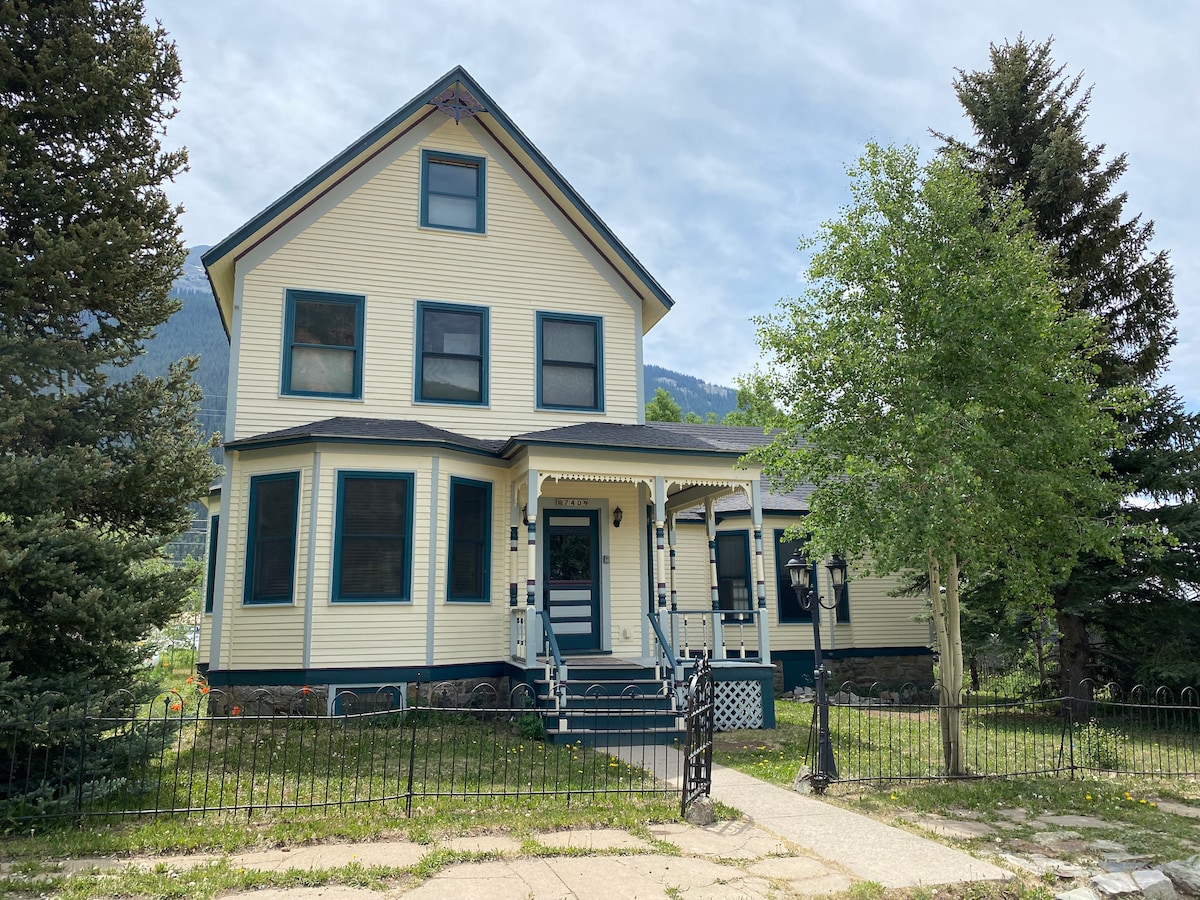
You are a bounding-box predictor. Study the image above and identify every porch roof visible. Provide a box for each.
[500,422,776,457]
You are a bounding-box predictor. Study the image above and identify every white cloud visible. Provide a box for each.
[144,0,1200,411]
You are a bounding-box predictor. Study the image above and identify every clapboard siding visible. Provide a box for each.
[232,116,642,442]
[669,518,929,654]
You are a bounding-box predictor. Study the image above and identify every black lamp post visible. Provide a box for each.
[785,552,845,791]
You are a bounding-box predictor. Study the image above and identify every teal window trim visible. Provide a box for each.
[204,514,220,614]
[446,477,492,603]
[535,311,604,412]
[420,149,486,233]
[243,472,300,606]
[414,301,489,406]
[281,288,365,399]
[331,471,414,604]
[774,529,811,624]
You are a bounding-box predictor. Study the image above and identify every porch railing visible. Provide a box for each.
[509,606,529,663]
[670,608,769,664]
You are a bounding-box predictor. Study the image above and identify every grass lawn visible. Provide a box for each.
[714,698,1200,867]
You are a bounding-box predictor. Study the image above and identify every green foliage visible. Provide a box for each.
[752,143,1132,598]
[645,386,683,422]
[722,372,782,427]
[0,0,219,699]
[1075,718,1125,770]
[516,711,547,741]
[940,37,1200,691]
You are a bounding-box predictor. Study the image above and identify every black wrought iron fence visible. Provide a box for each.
[0,680,680,825]
[813,679,1200,784]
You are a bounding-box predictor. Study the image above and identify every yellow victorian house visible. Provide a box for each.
[200,67,931,738]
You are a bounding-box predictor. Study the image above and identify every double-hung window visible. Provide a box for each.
[332,472,413,603]
[244,474,299,605]
[416,302,488,404]
[537,312,603,411]
[282,289,364,398]
[447,478,491,602]
[421,150,485,232]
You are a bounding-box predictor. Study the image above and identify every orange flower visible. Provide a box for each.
[200,685,210,694]
[185,676,194,685]
[170,702,182,711]
[231,705,241,716]
[301,686,311,695]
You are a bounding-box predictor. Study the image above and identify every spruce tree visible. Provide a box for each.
[0,0,218,697]
[938,37,1200,692]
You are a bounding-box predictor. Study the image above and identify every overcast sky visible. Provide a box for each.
[142,0,1200,410]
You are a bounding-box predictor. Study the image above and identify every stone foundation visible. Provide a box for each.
[774,652,935,694]
[206,677,515,716]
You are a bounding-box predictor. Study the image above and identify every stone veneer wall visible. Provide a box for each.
[773,652,935,695]
[207,677,515,716]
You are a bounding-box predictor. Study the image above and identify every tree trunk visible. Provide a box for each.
[928,550,965,776]
[1056,597,1095,719]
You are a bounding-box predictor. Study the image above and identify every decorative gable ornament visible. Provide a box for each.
[428,83,485,123]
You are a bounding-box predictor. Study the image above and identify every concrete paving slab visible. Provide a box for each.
[1155,800,1200,819]
[748,856,855,894]
[224,888,385,900]
[402,859,572,899]
[1037,815,1112,830]
[228,840,426,872]
[998,808,1031,822]
[440,834,525,854]
[907,815,995,839]
[648,821,790,858]
[533,828,652,851]
[598,855,774,900]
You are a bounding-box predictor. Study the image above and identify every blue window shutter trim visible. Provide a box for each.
[420,149,486,234]
[535,311,604,412]
[774,529,811,624]
[281,289,365,399]
[414,301,489,406]
[244,473,300,605]
[447,477,492,602]
[205,515,221,614]
[332,471,415,603]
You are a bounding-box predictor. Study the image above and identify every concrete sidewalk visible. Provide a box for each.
[619,744,1011,889]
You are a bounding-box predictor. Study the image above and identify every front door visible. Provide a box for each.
[543,511,601,653]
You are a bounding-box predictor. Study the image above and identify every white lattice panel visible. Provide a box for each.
[714,679,763,730]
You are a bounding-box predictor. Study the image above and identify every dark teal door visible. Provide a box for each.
[543,511,601,653]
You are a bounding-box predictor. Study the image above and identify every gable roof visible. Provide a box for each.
[202,65,675,337]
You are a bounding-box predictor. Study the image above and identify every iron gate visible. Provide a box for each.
[681,656,715,815]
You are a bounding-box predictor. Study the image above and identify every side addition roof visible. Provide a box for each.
[201,65,675,337]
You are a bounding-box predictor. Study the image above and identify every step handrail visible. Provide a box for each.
[536,608,567,704]
[647,612,681,703]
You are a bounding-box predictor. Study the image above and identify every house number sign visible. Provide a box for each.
[555,498,590,508]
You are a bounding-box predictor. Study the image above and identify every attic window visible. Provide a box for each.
[421,150,485,233]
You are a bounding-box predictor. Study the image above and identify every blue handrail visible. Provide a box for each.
[536,609,566,671]
[647,612,677,667]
